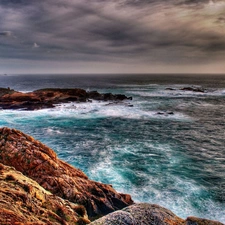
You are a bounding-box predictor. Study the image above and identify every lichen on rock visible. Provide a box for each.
[0,163,90,225]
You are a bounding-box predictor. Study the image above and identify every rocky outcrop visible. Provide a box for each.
[90,203,224,225]
[0,127,133,219]
[0,87,15,96]
[0,88,132,110]
[0,163,90,225]
[180,87,205,93]
[166,87,205,93]
[88,91,132,101]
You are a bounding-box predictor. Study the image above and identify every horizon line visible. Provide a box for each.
[2,72,225,76]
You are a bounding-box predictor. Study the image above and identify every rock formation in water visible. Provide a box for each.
[0,88,132,110]
[165,87,205,93]
[180,87,205,93]
[0,127,133,219]
[0,163,90,225]
[90,203,224,225]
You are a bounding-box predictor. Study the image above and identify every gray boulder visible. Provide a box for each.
[90,203,184,225]
[90,203,224,225]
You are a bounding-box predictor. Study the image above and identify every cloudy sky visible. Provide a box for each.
[1,0,225,74]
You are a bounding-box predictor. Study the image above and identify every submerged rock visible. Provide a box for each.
[156,111,174,116]
[0,88,132,110]
[180,87,205,93]
[0,127,133,219]
[165,87,205,93]
[0,163,90,224]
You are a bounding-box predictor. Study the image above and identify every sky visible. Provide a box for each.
[1,0,225,74]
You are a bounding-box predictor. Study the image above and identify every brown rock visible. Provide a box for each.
[0,163,90,225]
[0,127,133,219]
[0,88,132,110]
[185,217,224,225]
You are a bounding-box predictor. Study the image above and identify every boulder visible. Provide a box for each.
[90,203,224,225]
[90,203,184,225]
[185,217,224,225]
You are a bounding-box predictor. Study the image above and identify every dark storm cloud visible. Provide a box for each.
[0,0,225,66]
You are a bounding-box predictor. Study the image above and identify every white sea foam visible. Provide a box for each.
[87,142,225,223]
[0,103,191,123]
[49,101,190,121]
[46,128,65,135]
[128,87,225,98]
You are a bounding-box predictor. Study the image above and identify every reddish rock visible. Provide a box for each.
[0,127,133,219]
[0,88,132,110]
[185,217,224,225]
[0,163,90,225]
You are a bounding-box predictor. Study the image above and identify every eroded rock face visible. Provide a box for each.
[0,127,133,218]
[0,88,132,110]
[0,163,90,225]
[90,203,224,225]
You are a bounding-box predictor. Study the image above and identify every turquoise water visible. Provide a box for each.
[0,74,225,222]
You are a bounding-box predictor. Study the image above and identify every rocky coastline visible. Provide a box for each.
[0,127,224,224]
[0,87,223,224]
[0,88,132,110]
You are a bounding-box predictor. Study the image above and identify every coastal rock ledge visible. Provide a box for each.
[0,127,133,219]
[0,127,224,225]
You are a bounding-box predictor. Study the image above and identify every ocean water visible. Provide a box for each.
[0,74,225,222]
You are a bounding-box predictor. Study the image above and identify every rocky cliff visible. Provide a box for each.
[0,127,133,219]
[0,88,132,110]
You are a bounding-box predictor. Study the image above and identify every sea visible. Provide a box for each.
[0,74,225,223]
